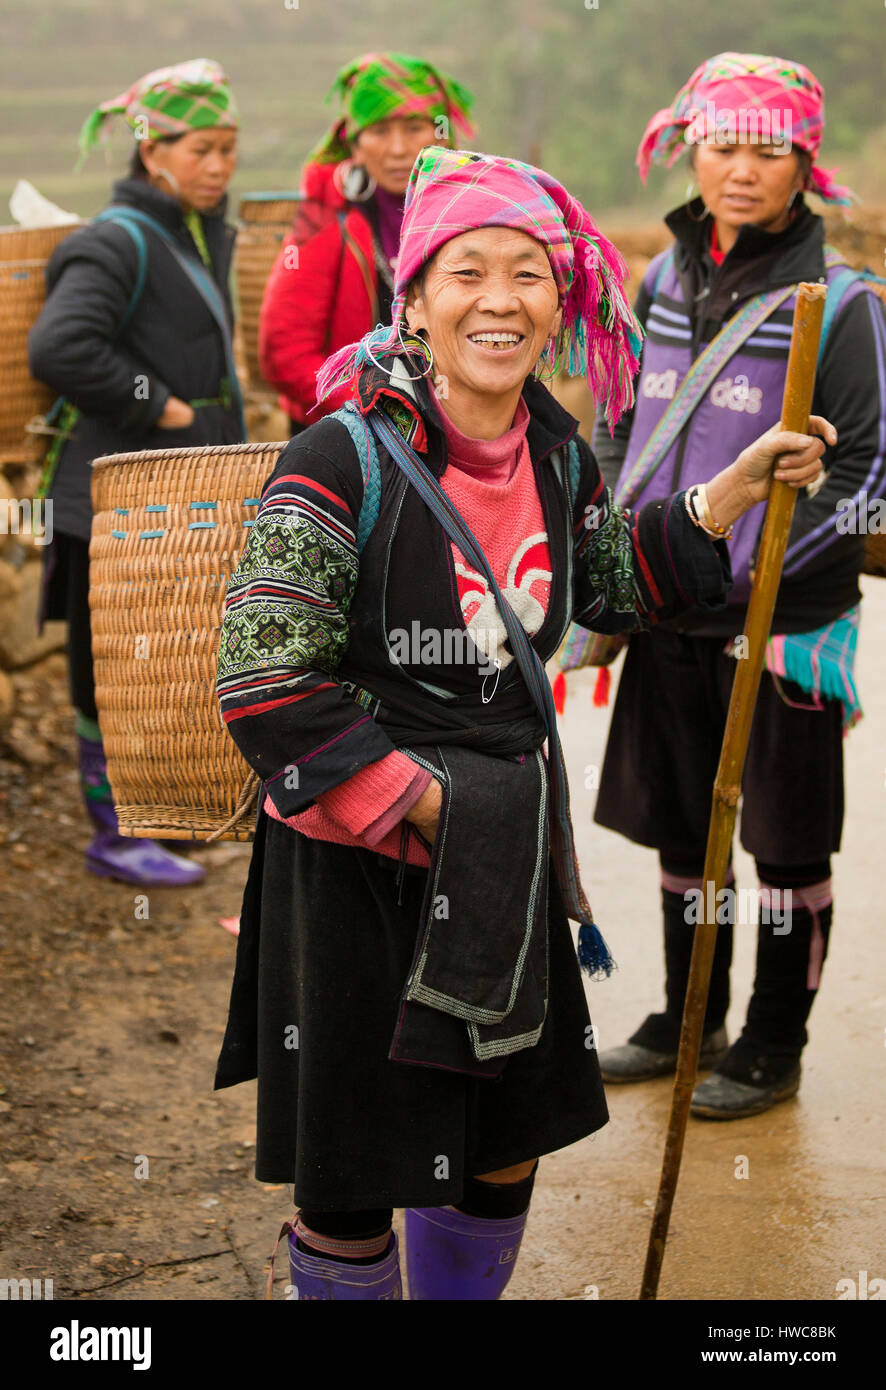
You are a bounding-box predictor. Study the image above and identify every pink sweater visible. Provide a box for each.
[263,395,552,863]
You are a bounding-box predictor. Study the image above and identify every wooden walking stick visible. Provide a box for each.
[639,281,827,1301]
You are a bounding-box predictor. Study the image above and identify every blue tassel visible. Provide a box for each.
[577,922,616,980]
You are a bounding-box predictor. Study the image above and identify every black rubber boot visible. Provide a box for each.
[691,899,832,1119]
[599,885,732,1081]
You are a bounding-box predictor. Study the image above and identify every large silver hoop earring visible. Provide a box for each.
[787,188,800,212]
[362,325,435,382]
[396,321,435,380]
[334,159,376,203]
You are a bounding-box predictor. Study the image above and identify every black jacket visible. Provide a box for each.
[594,197,886,635]
[28,177,243,542]
[216,365,733,815]
[214,365,734,1079]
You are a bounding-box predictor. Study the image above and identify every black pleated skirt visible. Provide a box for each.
[215,808,609,1211]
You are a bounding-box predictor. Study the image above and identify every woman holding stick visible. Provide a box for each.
[214,146,827,1299]
[588,54,886,1117]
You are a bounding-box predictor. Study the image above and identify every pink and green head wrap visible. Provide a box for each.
[77,58,238,168]
[308,52,476,167]
[317,147,643,431]
[637,52,852,206]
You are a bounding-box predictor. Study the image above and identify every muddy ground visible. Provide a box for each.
[1,580,885,1302]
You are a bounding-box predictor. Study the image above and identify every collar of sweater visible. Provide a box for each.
[664,194,826,295]
[429,383,530,484]
[110,176,230,239]
[355,363,578,473]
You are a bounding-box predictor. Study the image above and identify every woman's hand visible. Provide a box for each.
[703,415,837,529]
[157,396,196,430]
[405,777,443,844]
[735,415,837,503]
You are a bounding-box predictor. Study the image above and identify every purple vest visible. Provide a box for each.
[617,251,863,604]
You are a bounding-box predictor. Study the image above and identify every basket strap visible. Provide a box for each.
[95,205,246,439]
[204,769,261,842]
[329,402,381,554]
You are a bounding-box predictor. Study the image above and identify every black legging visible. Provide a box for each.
[298,1163,539,1240]
[50,533,98,721]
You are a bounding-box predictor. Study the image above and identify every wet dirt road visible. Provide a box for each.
[1,580,884,1302]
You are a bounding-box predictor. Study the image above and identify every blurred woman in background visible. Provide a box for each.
[258,51,475,431]
[29,58,244,888]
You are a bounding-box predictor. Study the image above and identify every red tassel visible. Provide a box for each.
[553,671,566,714]
[592,666,611,707]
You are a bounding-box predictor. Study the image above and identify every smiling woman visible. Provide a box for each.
[403,228,562,439]
[213,144,830,1301]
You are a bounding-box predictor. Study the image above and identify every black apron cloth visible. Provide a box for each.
[594,628,844,865]
[214,806,608,1211]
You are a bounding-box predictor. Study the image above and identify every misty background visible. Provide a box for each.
[0,0,883,227]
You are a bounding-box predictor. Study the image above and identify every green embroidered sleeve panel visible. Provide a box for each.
[216,429,398,818]
[569,435,732,633]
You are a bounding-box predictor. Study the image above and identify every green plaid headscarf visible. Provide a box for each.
[308,51,475,166]
[77,58,238,168]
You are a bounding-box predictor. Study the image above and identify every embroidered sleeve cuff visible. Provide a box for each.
[634,492,733,616]
[261,714,398,819]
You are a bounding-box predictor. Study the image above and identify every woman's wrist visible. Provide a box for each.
[702,462,758,530]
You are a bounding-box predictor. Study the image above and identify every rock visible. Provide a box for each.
[0,561,65,668]
[1,720,54,767]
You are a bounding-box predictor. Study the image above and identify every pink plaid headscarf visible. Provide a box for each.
[317,147,643,430]
[637,52,852,205]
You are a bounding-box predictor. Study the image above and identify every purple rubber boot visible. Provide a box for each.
[77,725,205,888]
[287,1230,402,1300]
[404,1205,529,1300]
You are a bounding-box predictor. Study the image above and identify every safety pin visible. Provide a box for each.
[481,658,502,704]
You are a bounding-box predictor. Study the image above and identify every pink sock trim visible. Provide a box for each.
[758,877,832,990]
[294,1217,391,1261]
[661,867,735,896]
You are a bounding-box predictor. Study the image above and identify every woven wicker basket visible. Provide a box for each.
[235,193,301,394]
[0,223,80,464]
[90,440,286,841]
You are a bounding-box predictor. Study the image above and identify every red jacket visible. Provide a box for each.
[258,163,379,424]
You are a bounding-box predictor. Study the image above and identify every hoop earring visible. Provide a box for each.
[787,188,800,211]
[152,166,181,197]
[533,338,561,384]
[396,321,435,379]
[362,325,436,382]
[333,159,376,203]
